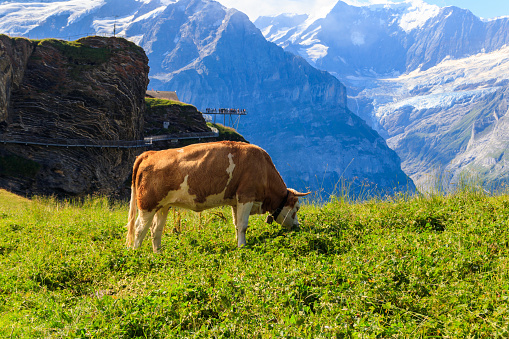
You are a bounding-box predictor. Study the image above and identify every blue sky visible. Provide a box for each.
[217,0,509,21]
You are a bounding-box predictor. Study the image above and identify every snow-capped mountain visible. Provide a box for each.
[255,0,509,77]
[256,0,509,191]
[0,0,415,196]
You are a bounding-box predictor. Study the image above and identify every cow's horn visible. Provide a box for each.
[294,191,312,197]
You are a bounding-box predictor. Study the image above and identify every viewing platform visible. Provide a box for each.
[204,108,247,129]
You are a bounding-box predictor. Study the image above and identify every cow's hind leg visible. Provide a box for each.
[151,206,169,253]
[133,209,156,249]
[235,202,253,247]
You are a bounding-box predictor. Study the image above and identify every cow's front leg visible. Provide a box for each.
[150,206,169,253]
[235,202,253,247]
[133,210,156,249]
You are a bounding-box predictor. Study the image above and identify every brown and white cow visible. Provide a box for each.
[125,141,310,252]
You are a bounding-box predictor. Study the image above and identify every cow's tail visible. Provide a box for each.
[126,155,143,248]
[125,184,137,248]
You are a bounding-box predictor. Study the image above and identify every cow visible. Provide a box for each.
[125,141,310,252]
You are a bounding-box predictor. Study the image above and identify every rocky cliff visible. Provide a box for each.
[0,37,31,123]
[144,98,210,136]
[143,97,236,150]
[0,35,150,197]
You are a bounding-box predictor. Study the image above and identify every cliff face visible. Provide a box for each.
[3,36,149,141]
[0,36,150,197]
[0,36,33,123]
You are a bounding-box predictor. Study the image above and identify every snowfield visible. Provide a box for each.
[367,45,509,120]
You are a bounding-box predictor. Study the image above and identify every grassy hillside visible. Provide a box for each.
[0,188,508,337]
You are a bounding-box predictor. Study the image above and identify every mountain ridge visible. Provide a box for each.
[255,1,509,76]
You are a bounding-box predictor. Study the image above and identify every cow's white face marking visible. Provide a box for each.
[277,200,301,228]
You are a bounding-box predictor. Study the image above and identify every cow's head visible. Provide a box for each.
[275,188,310,229]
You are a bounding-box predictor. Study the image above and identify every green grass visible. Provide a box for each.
[1,188,509,337]
[145,98,194,110]
[38,38,112,65]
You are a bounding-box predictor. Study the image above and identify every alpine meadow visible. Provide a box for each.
[1,185,509,337]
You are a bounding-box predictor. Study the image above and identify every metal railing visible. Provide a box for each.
[0,128,219,149]
[145,128,219,143]
[0,138,147,148]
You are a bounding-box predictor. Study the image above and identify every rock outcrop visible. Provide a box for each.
[0,35,150,197]
[0,36,33,123]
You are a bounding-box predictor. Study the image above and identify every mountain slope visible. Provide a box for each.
[0,0,415,196]
[366,47,509,190]
[256,0,509,191]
